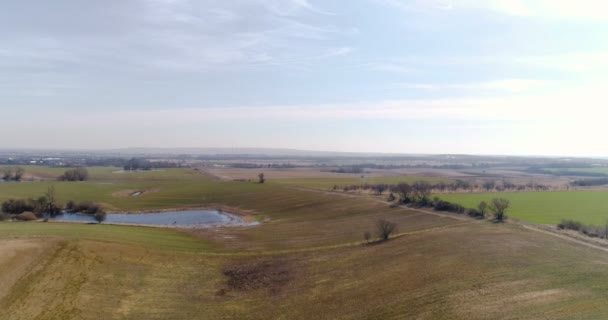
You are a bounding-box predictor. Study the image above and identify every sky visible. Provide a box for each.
[2,0,608,156]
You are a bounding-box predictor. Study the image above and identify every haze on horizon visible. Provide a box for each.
[2,0,608,157]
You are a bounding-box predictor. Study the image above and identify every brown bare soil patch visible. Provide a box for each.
[222,259,293,294]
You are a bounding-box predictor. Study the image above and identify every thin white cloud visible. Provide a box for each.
[472,79,549,92]
[387,0,608,20]
[370,63,415,74]
[325,47,354,57]
[475,0,608,20]
[399,83,439,90]
[400,79,550,92]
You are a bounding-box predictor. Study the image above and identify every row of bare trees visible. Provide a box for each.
[334,180,552,195]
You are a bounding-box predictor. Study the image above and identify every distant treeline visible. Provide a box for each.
[327,163,491,171]
[123,158,184,171]
[329,166,366,174]
[334,180,551,194]
[570,178,608,187]
[228,163,297,169]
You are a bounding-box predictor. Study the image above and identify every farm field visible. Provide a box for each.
[5,167,608,318]
[6,215,608,319]
[269,175,450,190]
[204,167,452,189]
[542,167,608,175]
[441,191,608,225]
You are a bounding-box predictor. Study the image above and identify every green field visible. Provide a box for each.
[441,191,608,225]
[5,167,608,318]
[542,167,608,176]
[0,167,270,212]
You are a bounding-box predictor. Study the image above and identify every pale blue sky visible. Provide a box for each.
[2,0,608,155]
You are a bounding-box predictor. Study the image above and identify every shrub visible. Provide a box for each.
[412,197,432,207]
[1,199,35,214]
[432,199,465,214]
[94,211,107,223]
[67,201,103,214]
[467,209,485,219]
[58,168,89,181]
[65,200,75,211]
[557,219,583,231]
[490,198,510,222]
[556,219,608,239]
[16,212,37,221]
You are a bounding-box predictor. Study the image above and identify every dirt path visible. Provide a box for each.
[193,168,223,180]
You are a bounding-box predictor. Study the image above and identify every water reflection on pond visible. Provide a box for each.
[52,210,257,228]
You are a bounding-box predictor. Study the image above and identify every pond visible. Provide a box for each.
[52,210,257,228]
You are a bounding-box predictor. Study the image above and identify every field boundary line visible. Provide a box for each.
[521,224,608,253]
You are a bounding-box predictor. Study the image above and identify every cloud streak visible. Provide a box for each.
[379,0,608,20]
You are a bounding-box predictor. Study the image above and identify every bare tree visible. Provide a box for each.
[478,201,488,216]
[377,219,397,241]
[412,181,432,202]
[375,184,387,195]
[490,198,510,222]
[258,173,265,184]
[14,167,25,181]
[363,231,371,243]
[44,186,62,218]
[2,168,13,180]
[483,181,496,192]
[395,183,413,203]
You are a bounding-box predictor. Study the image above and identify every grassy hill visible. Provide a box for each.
[3,167,608,318]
